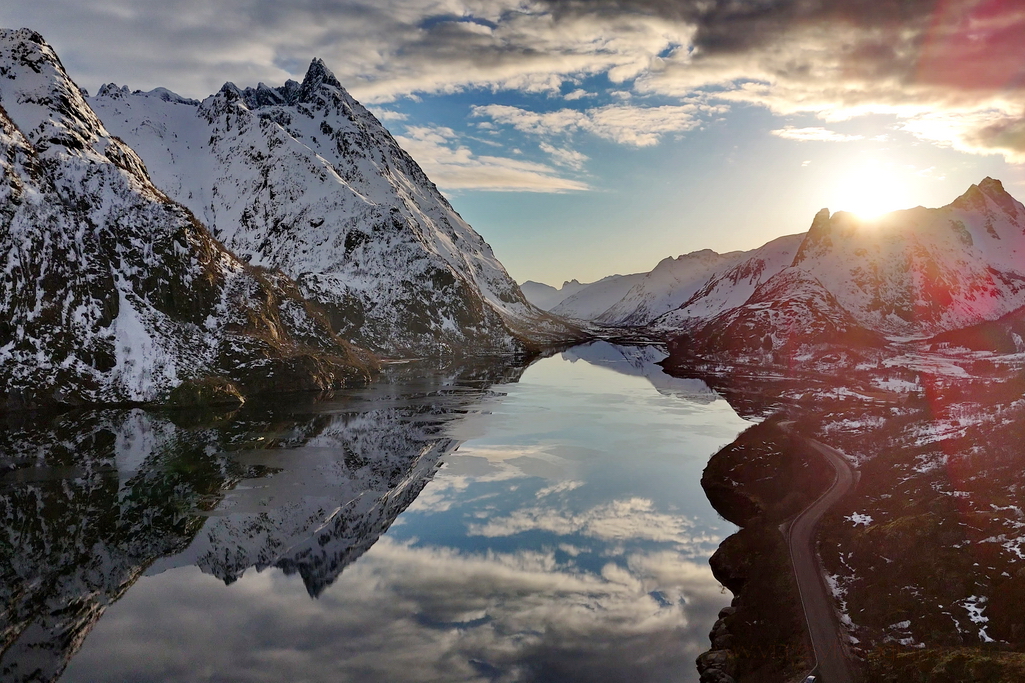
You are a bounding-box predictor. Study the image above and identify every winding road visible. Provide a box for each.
[782,436,858,683]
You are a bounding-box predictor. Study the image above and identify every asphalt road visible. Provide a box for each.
[785,437,857,683]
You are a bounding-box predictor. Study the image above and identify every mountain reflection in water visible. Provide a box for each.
[1,343,753,683]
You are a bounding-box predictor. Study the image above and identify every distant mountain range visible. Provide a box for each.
[0,28,579,410]
[529,178,1025,361]
[520,279,589,310]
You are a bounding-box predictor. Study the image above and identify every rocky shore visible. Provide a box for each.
[696,417,834,683]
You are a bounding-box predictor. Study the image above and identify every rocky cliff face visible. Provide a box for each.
[90,61,578,356]
[0,29,377,410]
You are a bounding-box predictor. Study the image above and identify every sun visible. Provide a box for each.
[832,160,910,220]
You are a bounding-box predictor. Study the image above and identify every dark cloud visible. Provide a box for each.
[540,0,1025,94]
[967,116,1025,158]
[539,0,938,51]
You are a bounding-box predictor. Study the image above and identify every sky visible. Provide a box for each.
[4,0,1025,285]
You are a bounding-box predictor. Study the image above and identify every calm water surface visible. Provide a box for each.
[2,343,752,683]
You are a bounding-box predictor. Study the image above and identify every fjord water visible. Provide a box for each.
[4,343,751,683]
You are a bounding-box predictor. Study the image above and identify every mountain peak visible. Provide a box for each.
[979,176,1007,196]
[791,208,833,267]
[96,83,130,99]
[679,248,720,261]
[0,29,134,167]
[217,81,244,99]
[298,57,343,101]
[951,177,1020,217]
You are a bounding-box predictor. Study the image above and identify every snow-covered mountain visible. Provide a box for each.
[551,272,648,321]
[520,279,589,310]
[549,241,802,328]
[651,234,805,331]
[657,179,1025,362]
[90,61,578,356]
[669,269,885,361]
[787,180,1025,336]
[0,29,376,410]
[596,249,745,326]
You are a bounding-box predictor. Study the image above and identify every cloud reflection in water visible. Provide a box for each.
[61,345,751,682]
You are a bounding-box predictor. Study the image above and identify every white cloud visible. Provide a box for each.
[371,109,408,122]
[10,0,1025,160]
[535,479,585,497]
[539,142,589,170]
[71,540,727,683]
[468,497,723,556]
[900,109,1025,163]
[771,126,865,143]
[394,125,589,193]
[563,88,594,101]
[474,102,723,147]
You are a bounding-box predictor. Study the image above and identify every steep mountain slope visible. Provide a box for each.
[651,233,806,332]
[90,64,577,356]
[927,304,1025,353]
[670,269,885,361]
[0,29,376,410]
[551,272,647,320]
[552,237,802,328]
[520,278,589,310]
[596,249,745,326]
[790,180,1025,336]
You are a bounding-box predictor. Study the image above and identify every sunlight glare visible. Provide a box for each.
[832,160,910,220]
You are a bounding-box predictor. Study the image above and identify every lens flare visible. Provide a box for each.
[832,161,911,220]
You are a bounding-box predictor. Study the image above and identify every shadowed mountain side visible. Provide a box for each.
[665,270,886,367]
[927,304,1025,353]
[0,356,530,682]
